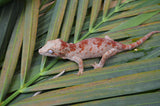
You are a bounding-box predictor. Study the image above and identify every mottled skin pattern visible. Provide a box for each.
[39,31,160,75]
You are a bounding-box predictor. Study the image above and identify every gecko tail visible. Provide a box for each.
[124,31,160,50]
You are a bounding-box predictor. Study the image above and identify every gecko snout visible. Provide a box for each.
[38,48,43,55]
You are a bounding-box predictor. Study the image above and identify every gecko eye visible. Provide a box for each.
[48,49,54,54]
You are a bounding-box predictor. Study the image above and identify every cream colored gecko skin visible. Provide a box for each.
[39,31,160,75]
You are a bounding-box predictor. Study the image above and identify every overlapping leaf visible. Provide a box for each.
[0,9,24,102]
[46,0,67,41]
[0,1,19,64]
[76,91,160,106]
[20,0,40,88]
[22,58,160,92]
[109,10,160,32]
[74,0,89,43]
[89,0,102,31]
[60,0,78,42]
[13,69,160,105]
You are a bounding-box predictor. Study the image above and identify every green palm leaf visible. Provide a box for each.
[20,0,40,88]
[76,91,160,106]
[60,0,78,42]
[0,8,24,102]
[22,58,160,92]
[13,69,160,106]
[0,0,160,106]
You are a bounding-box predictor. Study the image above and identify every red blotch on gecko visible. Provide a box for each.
[79,40,88,53]
[69,44,76,51]
[89,47,92,51]
[60,40,68,49]
[39,31,160,75]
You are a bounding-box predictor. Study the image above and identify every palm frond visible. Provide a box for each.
[0,0,160,105]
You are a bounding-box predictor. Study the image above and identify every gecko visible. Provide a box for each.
[39,31,160,75]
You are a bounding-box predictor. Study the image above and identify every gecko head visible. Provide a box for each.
[38,39,64,57]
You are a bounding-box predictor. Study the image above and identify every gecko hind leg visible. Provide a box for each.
[92,48,118,69]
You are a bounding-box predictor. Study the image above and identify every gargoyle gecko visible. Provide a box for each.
[39,31,160,75]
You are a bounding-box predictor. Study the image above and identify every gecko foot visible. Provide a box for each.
[91,62,102,69]
[77,70,83,76]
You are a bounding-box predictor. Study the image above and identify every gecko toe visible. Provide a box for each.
[77,71,83,76]
[91,62,102,69]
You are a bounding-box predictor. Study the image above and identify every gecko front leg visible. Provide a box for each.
[69,56,84,75]
[92,48,118,69]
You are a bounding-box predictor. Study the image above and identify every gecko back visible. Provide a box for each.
[68,38,116,59]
